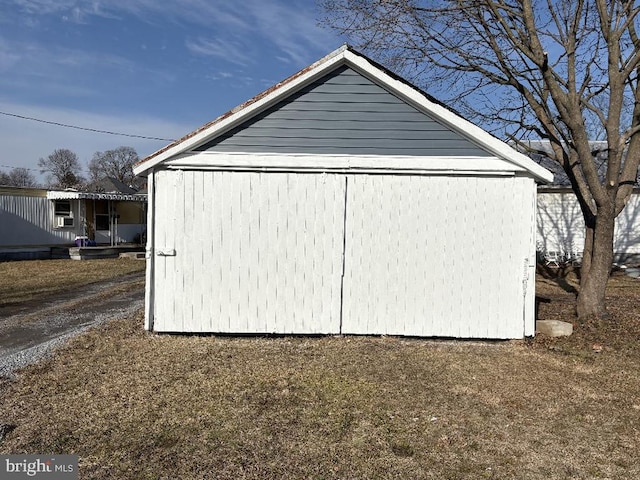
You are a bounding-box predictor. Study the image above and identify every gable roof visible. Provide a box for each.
[133,45,553,183]
[92,176,139,195]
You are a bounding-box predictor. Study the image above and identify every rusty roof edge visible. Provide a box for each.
[134,44,351,172]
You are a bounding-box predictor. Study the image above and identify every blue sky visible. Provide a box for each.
[0,0,343,181]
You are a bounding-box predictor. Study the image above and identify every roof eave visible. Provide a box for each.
[47,191,147,201]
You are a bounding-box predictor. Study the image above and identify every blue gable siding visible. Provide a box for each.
[194,66,491,157]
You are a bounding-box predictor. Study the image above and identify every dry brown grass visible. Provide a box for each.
[0,259,145,306]
[535,268,640,354]
[1,270,640,479]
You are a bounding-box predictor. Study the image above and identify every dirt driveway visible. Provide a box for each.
[0,271,145,376]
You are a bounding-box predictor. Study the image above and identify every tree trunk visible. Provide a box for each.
[580,223,594,281]
[576,210,615,319]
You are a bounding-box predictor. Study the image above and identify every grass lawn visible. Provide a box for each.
[1,264,640,479]
[0,258,146,306]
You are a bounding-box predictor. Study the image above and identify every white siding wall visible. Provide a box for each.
[537,191,640,260]
[342,175,535,338]
[152,170,345,333]
[151,169,536,338]
[0,194,77,247]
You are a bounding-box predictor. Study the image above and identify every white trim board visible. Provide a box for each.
[164,152,525,176]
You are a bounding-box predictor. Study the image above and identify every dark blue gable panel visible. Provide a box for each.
[194,66,491,157]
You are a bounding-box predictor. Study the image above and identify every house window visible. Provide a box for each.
[95,214,110,231]
[53,200,74,228]
[54,200,72,216]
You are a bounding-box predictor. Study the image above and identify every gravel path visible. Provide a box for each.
[0,271,145,377]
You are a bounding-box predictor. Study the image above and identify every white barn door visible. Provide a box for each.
[341,175,535,339]
[152,170,535,338]
[153,170,346,333]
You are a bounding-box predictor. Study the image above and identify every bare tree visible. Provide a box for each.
[9,168,38,187]
[0,167,37,187]
[87,146,142,190]
[320,0,640,319]
[38,148,84,189]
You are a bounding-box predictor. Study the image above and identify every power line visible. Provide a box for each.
[0,110,175,142]
[0,164,39,172]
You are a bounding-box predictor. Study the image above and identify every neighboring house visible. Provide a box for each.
[537,186,640,265]
[0,180,146,260]
[134,45,552,339]
[530,142,640,264]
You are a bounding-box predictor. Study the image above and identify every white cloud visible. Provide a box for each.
[6,0,76,15]
[0,38,27,73]
[101,0,251,30]
[185,37,252,66]
[0,34,177,99]
[8,0,339,67]
[241,0,336,65]
[206,71,234,81]
[0,36,131,76]
[8,0,118,22]
[0,50,20,71]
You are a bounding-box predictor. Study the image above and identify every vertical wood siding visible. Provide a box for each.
[194,66,491,157]
[537,191,640,261]
[152,170,535,338]
[0,194,77,246]
[341,175,534,339]
[152,170,345,333]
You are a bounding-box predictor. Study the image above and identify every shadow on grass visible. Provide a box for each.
[537,262,579,295]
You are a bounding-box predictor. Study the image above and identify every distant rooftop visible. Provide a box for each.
[520,141,639,187]
[92,176,139,195]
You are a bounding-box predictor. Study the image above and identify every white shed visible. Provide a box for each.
[134,46,553,339]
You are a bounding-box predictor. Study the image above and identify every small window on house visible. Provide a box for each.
[54,200,72,216]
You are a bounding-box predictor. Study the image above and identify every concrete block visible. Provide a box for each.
[626,267,640,278]
[536,320,573,337]
[119,252,146,260]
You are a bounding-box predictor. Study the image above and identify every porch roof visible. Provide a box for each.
[46,191,147,202]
